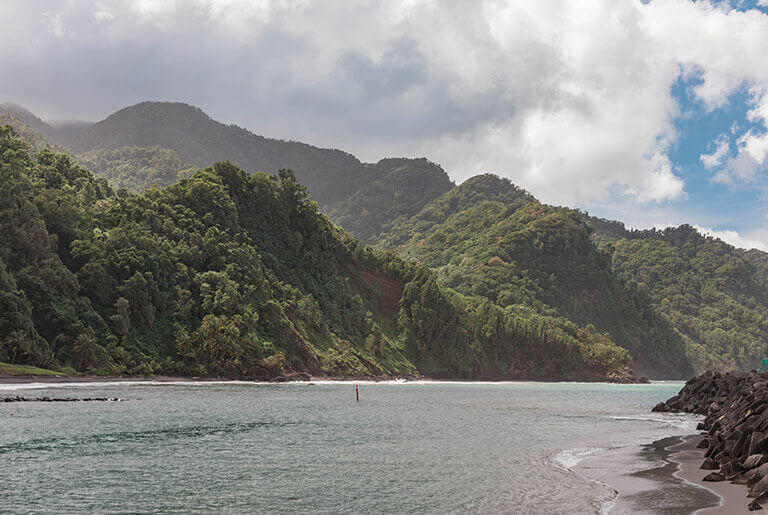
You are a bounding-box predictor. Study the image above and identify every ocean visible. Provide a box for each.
[0,380,709,513]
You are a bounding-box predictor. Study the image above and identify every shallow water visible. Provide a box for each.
[0,381,706,513]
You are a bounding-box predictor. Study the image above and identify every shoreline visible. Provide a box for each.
[575,435,738,514]
[669,435,750,514]
[0,373,667,386]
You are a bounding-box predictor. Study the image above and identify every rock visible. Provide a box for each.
[744,454,768,470]
[747,464,768,486]
[652,372,768,509]
[749,491,768,511]
[752,475,768,497]
[721,460,744,479]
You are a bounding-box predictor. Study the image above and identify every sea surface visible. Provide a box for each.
[0,380,708,513]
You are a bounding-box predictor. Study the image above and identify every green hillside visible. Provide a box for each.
[375,175,694,378]
[325,158,454,244]
[0,125,631,380]
[588,218,768,372]
[77,146,195,192]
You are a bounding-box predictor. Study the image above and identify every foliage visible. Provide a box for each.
[0,126,628,379]
[326,158,453,244]
[588,219,768,372]
[77,146,194,192]
[374,174,694,378]
[0,362,65,376]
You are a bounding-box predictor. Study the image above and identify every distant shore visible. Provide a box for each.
[0,373,658,386]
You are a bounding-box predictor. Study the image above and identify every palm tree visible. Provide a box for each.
[72,332,99,371]
[3,331,31,364]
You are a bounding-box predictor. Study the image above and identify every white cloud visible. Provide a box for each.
[3,0,768,211]
[701,133,730,169]
[694,226,768,252]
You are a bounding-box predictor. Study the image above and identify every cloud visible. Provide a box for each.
[707,87,768,184]
[1,0,768,210]
[694,225,768,252]
[701,133,730,169]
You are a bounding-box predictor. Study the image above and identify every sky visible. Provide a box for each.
[1,0,768,250]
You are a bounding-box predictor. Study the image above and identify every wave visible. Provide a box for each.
[553,446,607,470]
[553,447,619,514]
[609,413,702,432]
[0,377,689,393]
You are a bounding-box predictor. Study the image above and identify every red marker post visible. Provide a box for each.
[356,384,359,402]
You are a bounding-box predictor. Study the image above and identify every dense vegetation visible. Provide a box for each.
[375,175,694,378]
[1,101,454,239]
[588,218,768,372]
[0,126,630,379]
[6,100,767,378]
[77,146,194,192]
[326,158,453,244]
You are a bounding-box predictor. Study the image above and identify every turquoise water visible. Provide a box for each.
[0,381,700,513]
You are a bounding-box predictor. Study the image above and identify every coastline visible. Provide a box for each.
[0,373,659,386]
[670,435,751,514]
[575,433,755,514]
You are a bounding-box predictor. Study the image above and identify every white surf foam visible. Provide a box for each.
[553,446,607,470]
[609,413,703,432]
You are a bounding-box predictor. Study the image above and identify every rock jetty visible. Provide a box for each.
[653,371,768,511]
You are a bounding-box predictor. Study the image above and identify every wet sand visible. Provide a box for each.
[576,436,733,514]
[671,435,752,514]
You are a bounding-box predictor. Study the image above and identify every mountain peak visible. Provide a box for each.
[0,102,51,133]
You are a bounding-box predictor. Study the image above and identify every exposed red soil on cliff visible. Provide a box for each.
[356,269,405,321]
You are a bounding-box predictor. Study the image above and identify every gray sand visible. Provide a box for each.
[670,435,753,514]
[577,436,723,514]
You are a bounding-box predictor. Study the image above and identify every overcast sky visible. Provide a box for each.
[2,0,768,250]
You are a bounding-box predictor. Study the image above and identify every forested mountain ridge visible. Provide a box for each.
[0,101,454,243]
[0,125,633,380]
[326,158,453,244]
[587,218,768,372]
[77,146,195,192]
[5,100,767,378]
[373,175,695,378]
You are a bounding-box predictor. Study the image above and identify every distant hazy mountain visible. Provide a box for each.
[1,100,453,238]
[0,102,52,135]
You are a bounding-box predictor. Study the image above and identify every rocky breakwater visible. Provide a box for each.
[652,371,768,511]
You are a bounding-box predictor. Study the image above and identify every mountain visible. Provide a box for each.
[0,102,52,135]
[77,146,195,192]
[587,218,768,372]
[374,174,695,378]
[0,125,633,380]
[6,100,766,378]
[2,101,454,241]
[325,158,453,244]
